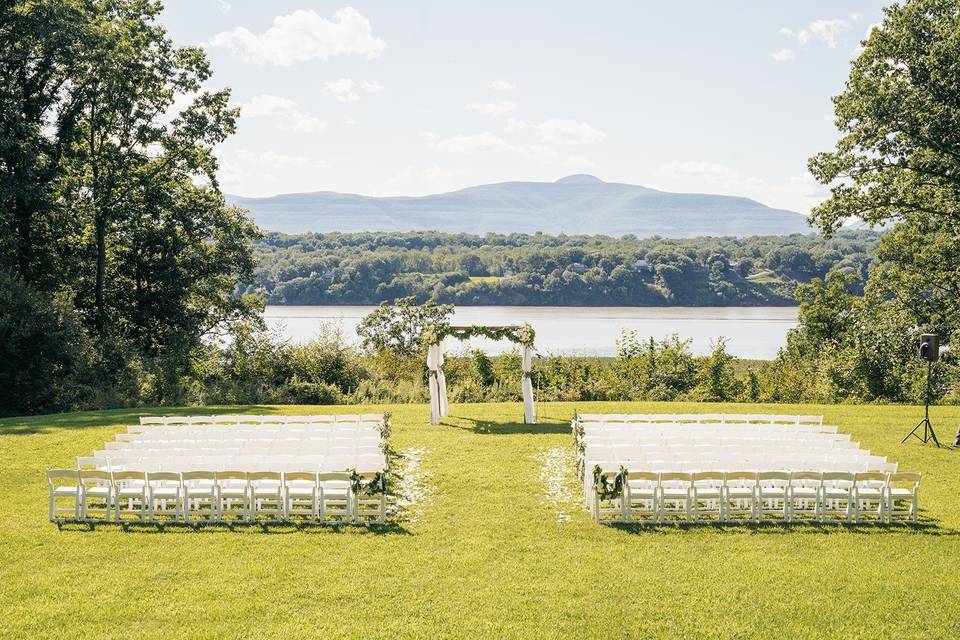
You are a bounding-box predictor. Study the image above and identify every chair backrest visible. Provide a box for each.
[79,470,112,482]
[146,471,180,483]
[215,471,248,481]
[181,471,215,482]
[723,471,757,486]
[790,471,822,486]
[317,471,351,482]
[659,472,692,484]
[757,471,790,481]
[112,470,145,482]
[626,471,658,482]
[283,471,317,483]
[48,469,78,484]
[248,471,281,482]
[854,471,886,485]
[888,471,921,490]
[692,471,724,482]
[822,471,854,485]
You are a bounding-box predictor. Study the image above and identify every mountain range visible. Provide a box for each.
[226,174,811,237]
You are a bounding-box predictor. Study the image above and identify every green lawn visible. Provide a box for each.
[2,401,960,639]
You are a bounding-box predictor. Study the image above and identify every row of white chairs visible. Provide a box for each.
[591,470,921,525]
[48,469,386,525]
[85,455,387,473]
[139,414,387,426]
[577,413,824,425]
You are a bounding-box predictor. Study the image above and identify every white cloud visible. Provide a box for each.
[382,164,469,194]
[218,149,329,193]
[806,18,850,48]
[850,12,863,22]
[782,18,851,49]
[427,132,558,159]
[240,94,328,132]
[465,101,517,116]
[505,117,528,132]
[215,0,231,15]
[234,149,327,169]
[208,7,386,66]
[653,160,829,214]
[324,78,383,103]
[536,119,605,145]
[771,48,796,63]
[490,79,516,91]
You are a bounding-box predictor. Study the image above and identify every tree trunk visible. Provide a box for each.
[95,212,106,334]
[14,193,31,279]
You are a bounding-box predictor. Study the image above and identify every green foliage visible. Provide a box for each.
[0,0,260,414]
[692,339,743,402]
[0,274,92,414]
[251,230,880,306]
[357,296,453,356]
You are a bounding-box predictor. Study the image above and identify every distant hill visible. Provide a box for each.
[227,174,811,237]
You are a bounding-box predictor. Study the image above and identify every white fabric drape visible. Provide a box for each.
[522,345,536,424]
[427,342,449,425]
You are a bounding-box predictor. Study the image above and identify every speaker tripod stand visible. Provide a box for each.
[902,359,941,447]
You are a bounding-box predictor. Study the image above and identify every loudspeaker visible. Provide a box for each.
[919,333,939,362]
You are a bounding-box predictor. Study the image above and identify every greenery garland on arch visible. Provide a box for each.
[421,321,536,348]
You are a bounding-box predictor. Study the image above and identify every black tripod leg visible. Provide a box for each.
[901,419,927,444]
[926,421,941,448]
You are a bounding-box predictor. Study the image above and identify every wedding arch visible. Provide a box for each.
[423,323,537,425]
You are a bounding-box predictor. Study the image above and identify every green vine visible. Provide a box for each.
[572,414,586,479]
[422,321,536,348]
[593,465,627,501]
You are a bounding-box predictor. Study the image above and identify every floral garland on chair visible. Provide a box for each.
[350,469,387,495]
[593,464,627,501]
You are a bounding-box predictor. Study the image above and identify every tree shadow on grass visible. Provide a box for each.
[56,519,412,536]
[1,405,295,436]
[442,415,570,435]
[607,516,958,537]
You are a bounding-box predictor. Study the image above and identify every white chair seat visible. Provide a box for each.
[54,486,80,496]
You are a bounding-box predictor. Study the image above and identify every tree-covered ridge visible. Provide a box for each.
[248,230,881,306]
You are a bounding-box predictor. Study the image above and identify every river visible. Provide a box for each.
[263,305,798,359]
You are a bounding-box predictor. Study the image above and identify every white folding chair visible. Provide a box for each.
[657,472,692,523]
[886,472,921,523]
[722,471,757,523]
[48,470,81,522]
[852,471,887,523]
[352,472,387,524]
[217,471,250,522]
[283,472,319,522]
[249,471,284,522]
[624,471,658,523]
[787,471,821,522]
[317,472,352,524]
[146,471,182,523]
[756,471,790,522]
[182,471,218,524]
[112,470,148,523]
[820,472,854,524]
[691,471,724,523]
[79,470,114,523]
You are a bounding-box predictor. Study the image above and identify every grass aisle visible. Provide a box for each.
[2,402,960,638]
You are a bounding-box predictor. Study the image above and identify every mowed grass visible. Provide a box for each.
[2,401,960,639]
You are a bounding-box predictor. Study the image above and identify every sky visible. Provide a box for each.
[160,1,889,214]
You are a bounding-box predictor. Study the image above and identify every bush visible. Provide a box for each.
[0,275,94,414]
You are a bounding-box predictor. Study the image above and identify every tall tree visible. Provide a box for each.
[0,0,96,286]
[808,0,960,335]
